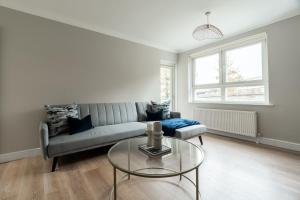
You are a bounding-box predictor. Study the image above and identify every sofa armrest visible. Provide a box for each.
[170,112,181,119]
[39,121,49,160]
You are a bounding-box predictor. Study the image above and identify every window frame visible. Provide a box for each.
[188,33,270,105]
[160,60,177,111]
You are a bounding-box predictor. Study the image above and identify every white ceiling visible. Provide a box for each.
[1,0,300,53]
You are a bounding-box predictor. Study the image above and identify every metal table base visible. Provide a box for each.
[109,167,200,200]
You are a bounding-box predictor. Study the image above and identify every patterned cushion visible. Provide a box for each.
[45,104,79,137]
[151,101,171,119]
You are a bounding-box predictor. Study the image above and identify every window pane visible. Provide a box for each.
[194,88,221,101]
[225,86,265,102]
[225,43,263,82]
[160,67,172,103]
[194,54,219,85]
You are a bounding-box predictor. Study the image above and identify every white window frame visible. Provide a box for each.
[188,33,270,105]
[160,60,177,111]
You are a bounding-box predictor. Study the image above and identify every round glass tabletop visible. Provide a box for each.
[108,137,204,177]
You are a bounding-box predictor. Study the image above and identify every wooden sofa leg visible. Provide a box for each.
[198,135,203,145]
[51,157,58,172]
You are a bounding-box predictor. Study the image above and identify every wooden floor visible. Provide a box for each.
[0,134,300,200]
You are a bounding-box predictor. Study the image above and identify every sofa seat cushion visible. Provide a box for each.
[48,122,146,157]
[174,125,207,140]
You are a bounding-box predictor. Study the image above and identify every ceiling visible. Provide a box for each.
[1,0,300,53]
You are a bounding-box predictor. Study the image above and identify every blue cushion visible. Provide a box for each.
[68,115,93,134]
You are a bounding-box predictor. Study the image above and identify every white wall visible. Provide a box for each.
[0,7,177,154]
[177,15,300,143]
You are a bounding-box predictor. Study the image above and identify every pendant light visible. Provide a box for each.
[192,11,223,41]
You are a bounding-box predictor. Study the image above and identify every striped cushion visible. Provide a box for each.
[45,104,79,137]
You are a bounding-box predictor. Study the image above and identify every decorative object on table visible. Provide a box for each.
[140,121,170,157]
[192,11,223,41]
[146,109,163,121]
[151,100,171,119]
[138,144,171,157]
[67,114,94,134]
[152,121,164,150]
[44,104,79,137]
[146,122,153,146]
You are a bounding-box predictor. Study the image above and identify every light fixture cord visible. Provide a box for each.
[205,11,211,28]
[206,13,210,24]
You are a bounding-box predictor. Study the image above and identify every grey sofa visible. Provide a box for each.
[40,102,206,172]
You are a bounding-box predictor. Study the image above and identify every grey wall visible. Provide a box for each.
[0,7,176,154]
[177,15,300,143]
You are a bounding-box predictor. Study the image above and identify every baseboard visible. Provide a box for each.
[258,137,300,152]
[0,148,41,163]
[207,130,300,152]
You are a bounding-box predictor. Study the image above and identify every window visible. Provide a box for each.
[189,33,269,104]
[194,54,219,85]
[160,64,175,110]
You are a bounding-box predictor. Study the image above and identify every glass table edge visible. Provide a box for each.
[107,136,205,177]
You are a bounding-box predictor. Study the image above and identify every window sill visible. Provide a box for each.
[188,101,274,107]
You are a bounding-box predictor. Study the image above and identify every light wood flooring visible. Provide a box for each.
[0,134,300,200]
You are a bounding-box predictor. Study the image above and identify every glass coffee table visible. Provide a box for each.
[107,136,205,200]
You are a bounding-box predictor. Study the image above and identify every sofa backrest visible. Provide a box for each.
[79,102,138,126]
[135,102,151,122]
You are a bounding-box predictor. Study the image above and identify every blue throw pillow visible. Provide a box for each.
[68,115,94,134]
[146,109,163,121]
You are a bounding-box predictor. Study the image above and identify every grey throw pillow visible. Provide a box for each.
[151,100,171,119]
[45,104,79,137]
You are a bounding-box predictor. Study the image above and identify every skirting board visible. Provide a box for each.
[258,137,300,152]
[0,148,41,163]
[207,130,300,152]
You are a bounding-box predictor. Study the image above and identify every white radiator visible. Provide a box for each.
[193,108,257,137]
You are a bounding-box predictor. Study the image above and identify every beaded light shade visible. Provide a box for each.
[193,11,223,41]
